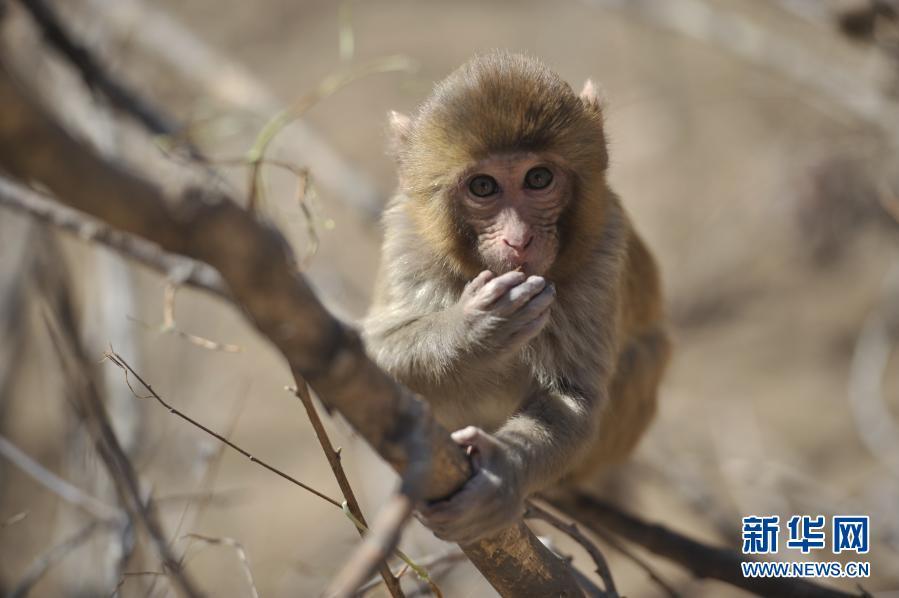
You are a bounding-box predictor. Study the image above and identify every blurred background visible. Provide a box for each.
[1,0,898,596]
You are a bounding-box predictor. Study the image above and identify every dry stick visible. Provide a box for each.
[41,310,202,598]
[328,493,422,598]
[181,534,259,598]
[326,395,434,598]
[156,393,250,598]
[244,55,415,211]
[0,65,582,597]
[547,493,861,598]
[16,0,201,157]
[104,352,340,508]
[0,433,122,521]
[80,0,385,219]
[290,383,406,597]
[107,352,434,597]
[109,571,167,598]
[357,551,468,597]
[0,179,230,302]
[574,515,680,598]
[155,282,241,352]
[525,501,618,598]
[9,520,111,598]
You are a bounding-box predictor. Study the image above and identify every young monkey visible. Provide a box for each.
[363,51,670,545]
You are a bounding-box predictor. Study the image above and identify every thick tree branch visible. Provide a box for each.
[0,62,582,597]
[17,0,190,146]
[547,493,861,598]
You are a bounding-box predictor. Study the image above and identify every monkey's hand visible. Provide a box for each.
[459,270,555,354]
[416,426,526,545]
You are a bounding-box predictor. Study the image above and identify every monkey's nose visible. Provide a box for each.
[503,236,534,252]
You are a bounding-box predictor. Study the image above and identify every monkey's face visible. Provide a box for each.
[457,152,568,276]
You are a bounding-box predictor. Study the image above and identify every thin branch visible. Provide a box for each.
[41,306,202,598]
[9,520,110,598]
[572,512,680,598]
[0,433,121,521]
[245,55,416,210]
[181,534,259,598]
[104,351,341,508]
[357,551,467,597]
[128,283,242,352]
[328,494,420,598]
[526,501,618,597]
[79,0,386,218]
[548,492,861,598]
[0,177,230,302]
[109,570,167,598]
[289,383,405,597]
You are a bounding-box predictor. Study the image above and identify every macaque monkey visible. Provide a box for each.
[363,51,670,545]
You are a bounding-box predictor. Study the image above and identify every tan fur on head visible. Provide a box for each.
[390,51,611,282]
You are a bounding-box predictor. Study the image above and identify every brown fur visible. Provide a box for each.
[364,51,669,518]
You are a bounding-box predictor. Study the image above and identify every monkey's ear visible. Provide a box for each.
[388,110,413,148]
[579,79,605,116]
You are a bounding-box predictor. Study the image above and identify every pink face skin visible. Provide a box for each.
[458,152,569,276]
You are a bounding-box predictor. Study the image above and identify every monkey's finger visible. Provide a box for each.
[520,283,556,315]
[475,271,527,307]
[465,270,496,294]
[450,426,501,460]
[492,276,546,315]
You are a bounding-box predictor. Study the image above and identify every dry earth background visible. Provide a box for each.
[1,0,899,596]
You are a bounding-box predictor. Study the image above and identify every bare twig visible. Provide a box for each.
[128,282,241,352]
[0,433,121,521]
[105,354,436,595]
[79,0,386,218]
[526,501,618,597]
[109,570,167,597]
[104,351,341,508]
[289,383,405,597]
[245,55,416,210]
[0,177,230,302]
[328,494,421,598]
[41,307,202,598]
[548,492,860,598]
[9,520,111,598]
[181,534,259,598]
[357,550,468,597]
[570,512,680,598]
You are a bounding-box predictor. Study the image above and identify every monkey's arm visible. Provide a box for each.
[498,385,599,493]
[416,385,600,545]
[364,270,553,395]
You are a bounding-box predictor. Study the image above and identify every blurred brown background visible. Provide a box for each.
[1,0,898,596]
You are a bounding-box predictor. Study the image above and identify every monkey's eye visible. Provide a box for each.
[468,174,499,198]
[524,166,553,190]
